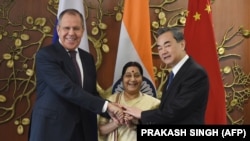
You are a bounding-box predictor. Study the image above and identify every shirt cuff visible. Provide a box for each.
[102,101,108,113]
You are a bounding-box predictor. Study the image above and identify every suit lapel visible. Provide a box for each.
[161,58,193,103]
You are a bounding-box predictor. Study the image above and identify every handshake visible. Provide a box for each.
[107,102,142,126]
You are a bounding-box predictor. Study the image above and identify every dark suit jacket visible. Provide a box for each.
[28,41,105,141]
[141,57,209,124]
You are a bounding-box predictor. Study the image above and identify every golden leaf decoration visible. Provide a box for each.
[0,95,7,102]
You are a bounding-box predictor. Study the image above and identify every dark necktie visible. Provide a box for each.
[68,51,82,86]
[166,71,174,89]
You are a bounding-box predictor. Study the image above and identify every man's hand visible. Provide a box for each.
[122,106,142,119]
[123,113,135,127]
[107,103,124,124]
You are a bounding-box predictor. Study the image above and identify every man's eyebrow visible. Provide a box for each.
[164,41,170,45]
[156,40,170,47]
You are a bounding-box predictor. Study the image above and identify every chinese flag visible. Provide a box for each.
[184,0,227,124]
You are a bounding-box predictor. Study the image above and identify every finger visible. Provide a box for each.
[121,105,127,110]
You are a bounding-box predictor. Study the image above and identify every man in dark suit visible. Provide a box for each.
[124,27,209,124]
[28,9,124,141]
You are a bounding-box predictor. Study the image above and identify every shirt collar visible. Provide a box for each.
[172,55,189,76]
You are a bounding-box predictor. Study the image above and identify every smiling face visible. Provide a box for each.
[156,31,186,68]
[122,66,143,96]
[57,11,84,51]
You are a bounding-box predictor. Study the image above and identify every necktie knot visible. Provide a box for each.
[68,50,77,59]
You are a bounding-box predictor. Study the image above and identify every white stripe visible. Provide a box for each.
[113,22,151,85]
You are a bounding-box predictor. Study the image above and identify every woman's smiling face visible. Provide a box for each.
[122,66,143,95]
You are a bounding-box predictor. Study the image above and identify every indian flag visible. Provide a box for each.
[112,0,156,97]
[53,0,89,52]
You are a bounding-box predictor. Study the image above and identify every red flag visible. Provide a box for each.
[184,0,227,124]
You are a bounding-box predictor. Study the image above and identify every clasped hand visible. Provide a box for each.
[107,103,138,127]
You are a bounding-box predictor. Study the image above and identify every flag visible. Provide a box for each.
[53,0,89,52]
[184,0,227,124]
[112,0,156,97]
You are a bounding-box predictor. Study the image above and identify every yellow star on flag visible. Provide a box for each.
[205,4,211,13]
[193,12,201,21]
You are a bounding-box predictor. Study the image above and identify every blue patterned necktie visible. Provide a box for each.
[167,71,174,89]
